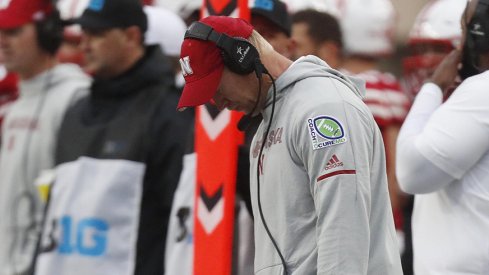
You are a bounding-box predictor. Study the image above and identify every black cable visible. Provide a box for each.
[238,60,265,132]
[255,72,287,274]
[250,63,264,117]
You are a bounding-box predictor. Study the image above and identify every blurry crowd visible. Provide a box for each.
[0,0,485,274]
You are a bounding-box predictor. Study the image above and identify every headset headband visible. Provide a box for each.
[184,21,261,75]
[185,21,235,52]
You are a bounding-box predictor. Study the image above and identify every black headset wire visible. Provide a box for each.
[238,61,266,131]
[255,69,288,274]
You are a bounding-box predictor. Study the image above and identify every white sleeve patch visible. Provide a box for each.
[307,116,347,150]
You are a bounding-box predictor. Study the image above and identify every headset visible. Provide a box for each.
[185,21,270,129]
[184,21,263,75]
[460,0,489,78]
[186,21,288,274]
[35,10,64,55]
[467,0,489,53]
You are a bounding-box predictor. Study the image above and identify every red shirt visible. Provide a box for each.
[348,70,410,128]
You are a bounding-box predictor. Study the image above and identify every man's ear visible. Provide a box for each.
[124,26,143,46]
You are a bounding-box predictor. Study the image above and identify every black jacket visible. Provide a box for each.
[56,46,189,275]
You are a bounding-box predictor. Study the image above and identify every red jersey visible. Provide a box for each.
[349,70,410,128]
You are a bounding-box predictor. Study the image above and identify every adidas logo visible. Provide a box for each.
[325,154,343,170]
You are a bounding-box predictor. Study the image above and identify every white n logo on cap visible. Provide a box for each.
[0,0,12,9]
[179,56,193,76]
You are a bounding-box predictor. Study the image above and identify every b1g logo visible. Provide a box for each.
[58,216,109,256]
[41,215,109,257]
[307,116,347,150]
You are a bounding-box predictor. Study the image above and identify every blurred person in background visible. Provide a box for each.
[0,0,90,273]
[178,0,202,26]
[251,0,294,59]
[153,0,202,26]
[328,0,410,255]
[279,0,330,13]
[291,9,343,67]
[403,0,467,101]
[55,0,189,83]
[397,0,489,275]
[56,0,89,65]
[400,0,466,273]
[35,0,188,274]
[144,5,187,89]
[396,0,489,273]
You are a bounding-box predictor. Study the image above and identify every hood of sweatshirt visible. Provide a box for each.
[263,55,366,111]
[19,63,89,98]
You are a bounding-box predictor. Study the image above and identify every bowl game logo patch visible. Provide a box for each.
[307,116,347,150]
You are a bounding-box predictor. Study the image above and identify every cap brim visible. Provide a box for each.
[177,64,224,111]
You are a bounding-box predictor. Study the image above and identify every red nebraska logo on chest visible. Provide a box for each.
[252,127,284,158]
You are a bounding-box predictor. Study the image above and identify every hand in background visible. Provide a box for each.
[429,49,462,97]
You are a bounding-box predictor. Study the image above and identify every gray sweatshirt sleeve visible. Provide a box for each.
[294,101,371,274]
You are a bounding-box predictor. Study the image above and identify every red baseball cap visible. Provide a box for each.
[0,0,53,29]
[177,16,254,111]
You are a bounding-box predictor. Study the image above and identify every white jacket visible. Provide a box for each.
[397,72,489,274]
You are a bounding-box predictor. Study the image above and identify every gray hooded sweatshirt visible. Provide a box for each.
[249,56,403,275]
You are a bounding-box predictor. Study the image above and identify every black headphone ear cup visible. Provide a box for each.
[185,22,261,75]
[468,0,489,53]
[36,10,63,55]
[221,38,259,75]
[220,50,238,73]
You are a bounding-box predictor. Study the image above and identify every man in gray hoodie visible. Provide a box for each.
[0,0,90,274]
[177,16,403,275]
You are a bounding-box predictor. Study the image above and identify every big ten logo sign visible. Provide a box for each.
[58,216,109,257]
